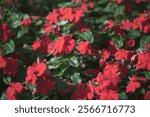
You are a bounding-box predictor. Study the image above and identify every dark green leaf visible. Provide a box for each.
[127,30,141,39]
[79,31,94,43]
[2,39,15,55]
[63,23,73,34]
[112,36,124,48]
[17,27,29,39]
[140,35,150,48]
[114,6,125,17]
[140,88,145,94]
[68,56,79,68]
[71,72,82,84]
[47,57,63,69]
[11,20,21,28]
[0,92,6,100]
[120,92,128,100]
[3,76,11,84]
[145,71,150,80]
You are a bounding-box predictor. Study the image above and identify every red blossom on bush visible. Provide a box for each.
[36,78,56,95]
[76,41,97,56]
[71,83,87,100]
[32,35,52,53]
[124,39,135,48]
[98,89,119,100]
[51,34,75,56]
[126,81,141,93]
[136,51,150,71]
[121,19,132,31]
[0,23,14,42]
[145,91,150,100]
[26,62,47,84]
[3,58,19,76]
[6,82,25,100]
[114,49,136,61]
[0,56,6,68]
[21,18,32,27]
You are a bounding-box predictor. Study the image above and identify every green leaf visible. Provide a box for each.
[71,72,82,84]
[17,27,29,39]
[47,57,63,69]
[35,20,43,26]
[79,31,94,43]
[120,92,128,100]
[112,36,124,48]
[127,30,141,39]
[27,84,36,91]
[140,88,145,94]
[68,56,79,68]
[57,20,68,26]
[3,76,11,84]
[140,35,150,48]
[11,20,21,28]
[0,92,6,100]
[145,71,150,80]
[2,39,15,55]
[52,66,68,77]
[114,6,125,17]
[63,23,73,34]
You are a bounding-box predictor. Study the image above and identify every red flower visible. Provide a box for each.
[130,75,148,84]
[105,20,114,29]
[101,49,111,61]
[76,41,97,56]
[6,87,17,100]
[36,78,56,95]
[44,26,51,33]
[126,75,146,93]
[21,18,32,27]
[60,7,74,22]
[9,82,25,93]
[74,8,84,23]
[140,18,150,34]
[80,4,88,11]
[106,40,118,54]
[0,56,6,69]
[121,19,132,31]
[99,89,119,100]
[144,91,150,100]
[59,7,84,23]
[124,39,135,48]
[26,62,47,84]
[86,81,94,99]
[114,49,136,61]
[32,40,42,51]
[114,24,125,37]
[132,14,146,30]
[0,23,14,42]
[32,35,52,53]
[6,82,24,100]
[136,51,150,71]
[52,35,75,56]
[71,83,87,100]
[104,62,128,79]
[3,58,19,76]
[126,81,141,93]
[46,9,59,24]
